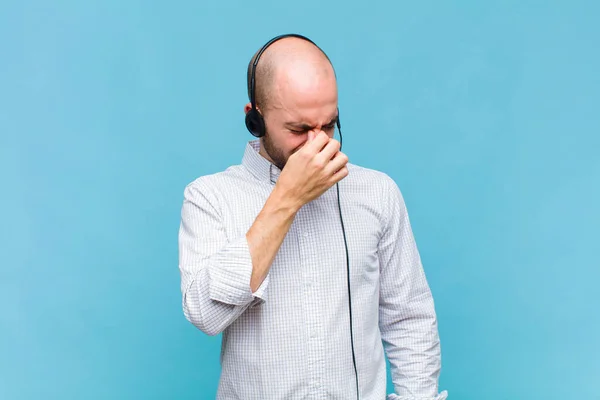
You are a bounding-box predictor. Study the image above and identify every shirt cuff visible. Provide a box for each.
[250,270,269,306]
[387,390,448,400]
[208,236,270,306]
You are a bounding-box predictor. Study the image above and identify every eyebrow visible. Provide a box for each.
[285,114,338,130]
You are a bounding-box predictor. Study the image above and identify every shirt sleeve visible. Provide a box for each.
[378,175,448,400]
[178,178,270,336]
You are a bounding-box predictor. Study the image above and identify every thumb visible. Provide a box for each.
[307,130,316,142]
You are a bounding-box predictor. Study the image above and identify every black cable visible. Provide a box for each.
[336,124,360,400]
[246,34,358,397]
[336,183,359,400]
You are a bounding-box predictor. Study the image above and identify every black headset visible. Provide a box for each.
[245,34,359,400]
[245,33,342,140]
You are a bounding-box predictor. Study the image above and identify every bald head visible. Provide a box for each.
[247,37,336,113]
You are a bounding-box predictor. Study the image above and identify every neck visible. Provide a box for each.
[258,139,274,164]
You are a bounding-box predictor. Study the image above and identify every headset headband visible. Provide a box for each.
[248,34,317,110]
[245,33,340,139]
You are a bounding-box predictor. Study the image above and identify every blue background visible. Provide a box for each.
[1,1,599,399]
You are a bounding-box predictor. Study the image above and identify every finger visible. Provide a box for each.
[329,165,349,184]
[325,151,349,176]
[303,130,329,154]
[315,138,341,164]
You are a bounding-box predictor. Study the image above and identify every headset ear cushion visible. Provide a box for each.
[245,108,265,137]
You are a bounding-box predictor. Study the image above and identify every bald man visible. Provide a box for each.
[178,35,447,400]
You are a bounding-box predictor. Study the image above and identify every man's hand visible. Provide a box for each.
[246,130,349,292]
[275,130,349,210]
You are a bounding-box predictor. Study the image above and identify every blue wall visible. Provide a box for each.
[1,1,598,399]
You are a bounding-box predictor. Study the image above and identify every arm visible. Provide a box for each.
[378,176,448,400]
[178,131,347,336]
[246,186,300,292]
[178,179,298,336]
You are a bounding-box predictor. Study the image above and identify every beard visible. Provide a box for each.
[262,130,288,170]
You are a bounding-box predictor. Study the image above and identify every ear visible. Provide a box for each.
[244,102,252,114]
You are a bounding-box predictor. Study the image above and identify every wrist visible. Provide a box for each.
[268,186,302,216]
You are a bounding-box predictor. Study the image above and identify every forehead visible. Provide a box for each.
[272,64,338,122]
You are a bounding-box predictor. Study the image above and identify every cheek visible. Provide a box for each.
[288,134,309,154]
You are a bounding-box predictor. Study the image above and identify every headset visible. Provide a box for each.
[245,34,359,400]
[245,33,342,138]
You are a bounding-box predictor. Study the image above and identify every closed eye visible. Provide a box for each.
[285,116,338,133]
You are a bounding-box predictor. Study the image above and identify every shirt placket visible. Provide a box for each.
[296,202,326,398]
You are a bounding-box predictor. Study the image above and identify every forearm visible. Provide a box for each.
[180,230,268,335]
[246,186,300,291]
[179,181,300,335]
[179,180,273,336]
